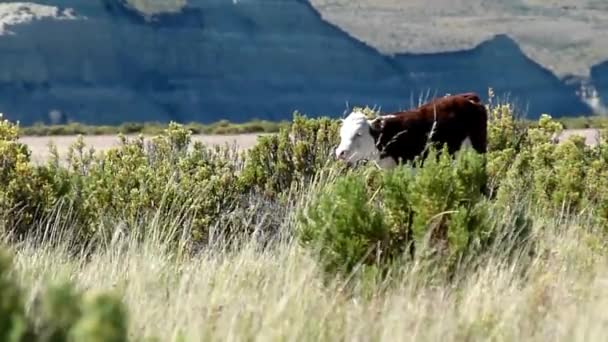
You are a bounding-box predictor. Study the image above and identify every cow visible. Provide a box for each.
[335,93,488,168]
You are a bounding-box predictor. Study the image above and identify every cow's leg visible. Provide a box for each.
[468,125,487,154]
[468,132,490,198]
[457,132,491,198]
[460,136,473,150]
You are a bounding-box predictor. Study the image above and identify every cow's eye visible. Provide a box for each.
[355,132,362,137]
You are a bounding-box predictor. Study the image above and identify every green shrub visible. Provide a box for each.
[60,124,245,245]
[0,249,30,341]
[1,119,249,246]
[19,119,287,137]
[297,168,389,276]
[582,129,608,224]
[297,146,492,278]
[68,291,128,342]
[34,283,83,342]
[489,113,599,216]
[409,147,491,265]
[0,116,62,239]
[240,112,340,199]
[4,95,608,284]
[487,103,527,153]
[0,246,129,341]
[377,165,416,261]
[3,112,341,248]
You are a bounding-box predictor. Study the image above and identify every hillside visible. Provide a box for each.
[310,0,608,113]
[592,61,608,106]
[309,0,608,79]
[0,0,603,126]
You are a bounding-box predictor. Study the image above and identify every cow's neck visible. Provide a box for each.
[369,127,383,148]
[367,126,390,158]
[365,128,396,169]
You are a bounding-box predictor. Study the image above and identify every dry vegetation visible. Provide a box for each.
[4,100,608,340]
[10,218,608,341]
[19,133,264,164]
[17,128,602,164]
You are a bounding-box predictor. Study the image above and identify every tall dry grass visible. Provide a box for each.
[6,190,608,342]
[4,103,608,341]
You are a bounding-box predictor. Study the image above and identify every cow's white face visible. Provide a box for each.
[335,111,380,164]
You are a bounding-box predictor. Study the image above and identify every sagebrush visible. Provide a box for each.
[2,97,608,340]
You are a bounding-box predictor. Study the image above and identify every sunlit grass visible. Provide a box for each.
[8,209,608,341]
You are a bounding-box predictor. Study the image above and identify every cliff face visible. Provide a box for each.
[0,1,596,126]
[591,61,608,111]
[393,35,589,118]
[309,0,608,80]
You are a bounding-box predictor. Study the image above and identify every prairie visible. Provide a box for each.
[17,128,600,164]
[2,104,608,341]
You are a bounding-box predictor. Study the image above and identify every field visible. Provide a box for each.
[18,128,601,164]
[4,104,608,341]
[19,133,264,164]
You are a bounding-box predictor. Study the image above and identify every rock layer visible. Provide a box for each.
[0,1,597,126]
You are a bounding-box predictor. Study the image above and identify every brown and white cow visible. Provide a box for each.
[335,93,488,168]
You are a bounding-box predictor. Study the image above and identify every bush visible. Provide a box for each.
[3,97,608,284]
[55,125,247,245]
[0,247,30,341]
[297,146,493,278]
[0,247,129,341]
[1,120,246,247]
[0,115,62,239]
[240,112,340,199]
[295,104,608,280]
[19,120,287,137]
[297,169,388,276]
[408,147,491,265]
[1,112,340,249]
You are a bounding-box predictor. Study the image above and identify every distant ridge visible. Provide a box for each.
[0,1,596,126]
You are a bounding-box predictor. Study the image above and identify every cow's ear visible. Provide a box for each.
[368,117,384,132]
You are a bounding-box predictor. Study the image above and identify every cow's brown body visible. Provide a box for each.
[369,93,488,164]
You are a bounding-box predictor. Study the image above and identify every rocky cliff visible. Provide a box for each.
[591,61,608,112]
[0,1,598,126]
[393,35,590,118]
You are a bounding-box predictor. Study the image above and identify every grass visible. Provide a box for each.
[553,115,608,129]
[15,115,608,137]
[8,201,608,341]
[19,119,289,136]
[4,149,608,341]
[5,104,608,340]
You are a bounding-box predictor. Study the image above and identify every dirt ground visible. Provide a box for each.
[18,129,600,164]
[19,133,265,164]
